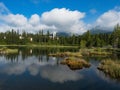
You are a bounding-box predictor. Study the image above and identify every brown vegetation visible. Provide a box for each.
[98,59,120,78]
[60,57,91,70]
[49,52,82,57]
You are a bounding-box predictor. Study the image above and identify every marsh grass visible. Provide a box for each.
[49,52,82,57]
[0,47,18,54]
[98,59,120,78]
[60,57,91,70]
[80,48,112,56]
[49,48,113,58]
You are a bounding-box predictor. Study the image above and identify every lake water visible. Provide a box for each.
[0,47,120,90]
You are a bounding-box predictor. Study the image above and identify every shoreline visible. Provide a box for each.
[0,45,79,48]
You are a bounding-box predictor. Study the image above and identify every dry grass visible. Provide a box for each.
[0,47,18,54]
[98,59,120,78]
[60,57,91,70]
[80,48,112,56]
[49,52,83,57]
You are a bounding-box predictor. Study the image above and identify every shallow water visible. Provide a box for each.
[0,47,120,90]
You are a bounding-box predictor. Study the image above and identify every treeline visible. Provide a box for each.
[0,24,120,48]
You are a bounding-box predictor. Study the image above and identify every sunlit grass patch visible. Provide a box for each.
[98,59,120,78]
[0,47,18,54]
[60,57,91,70]
[49,52,83,57]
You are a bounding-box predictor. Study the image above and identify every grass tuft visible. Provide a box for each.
[98,59,120,78]
[60,57,91,70]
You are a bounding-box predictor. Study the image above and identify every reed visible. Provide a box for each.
[60,57,91,70]
[98,59,120,78]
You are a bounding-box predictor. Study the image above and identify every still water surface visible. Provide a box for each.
[0,47,120,90]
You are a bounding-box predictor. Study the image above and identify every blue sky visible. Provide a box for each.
[1,0,120,21]
[0,0,120,34]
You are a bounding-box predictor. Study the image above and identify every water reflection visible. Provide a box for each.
[96,68,120,84]
[0,52,83,83]
[0,63,26,75]
[0,47,120,90]
[0,56,57,75]
[0,47,79,61]
[42,66,82,83]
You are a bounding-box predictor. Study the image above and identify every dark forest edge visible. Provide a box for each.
[0,24,120,49]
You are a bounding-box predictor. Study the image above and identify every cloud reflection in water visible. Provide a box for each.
[0,56,83,83]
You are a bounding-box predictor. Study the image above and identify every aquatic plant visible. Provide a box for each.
[0,47,18,54]
[49,52,83,57]
[60,57,91,70]
[98,59,120,78]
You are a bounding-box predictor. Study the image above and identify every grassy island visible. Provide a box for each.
[0,47,18,54]
[80,48,112,56]
[60,57,91,70]
[49,52,82,57]
[49,48,113,58]
[98,59,120,78]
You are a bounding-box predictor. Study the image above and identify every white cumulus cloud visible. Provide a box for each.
[0,3,88,34]
[41,8,87,33]
[29,14,40,26]
[0,14,27,27]
[1,2,120,34]
[96,9,120,31]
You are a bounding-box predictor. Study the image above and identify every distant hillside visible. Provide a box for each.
[56,29,112,36]
[90,29,112,34]
[56,32,70,36]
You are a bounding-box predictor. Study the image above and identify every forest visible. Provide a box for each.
[0,24,120,48]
